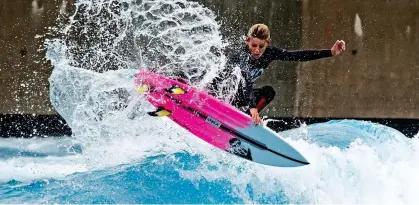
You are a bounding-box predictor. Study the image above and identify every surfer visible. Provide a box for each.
[209,24,345,124]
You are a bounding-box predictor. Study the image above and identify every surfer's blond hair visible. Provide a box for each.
[247,24,270,41]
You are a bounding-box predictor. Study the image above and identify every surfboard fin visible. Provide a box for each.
[136,84,150,93]
[148,107,172,117]
[165,85,186,95]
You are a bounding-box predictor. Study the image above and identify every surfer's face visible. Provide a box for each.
[246,37,269,60]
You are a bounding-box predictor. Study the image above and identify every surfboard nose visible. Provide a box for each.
[288,150,310,166]
[266,146,310,167]
[235,126,310,167]
[262,137,310,167]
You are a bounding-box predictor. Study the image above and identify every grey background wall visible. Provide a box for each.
[1,0,418,118]
[296,0,419,118]
[0,0,72,114]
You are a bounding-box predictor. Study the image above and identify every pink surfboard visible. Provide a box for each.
[135,70,309,167]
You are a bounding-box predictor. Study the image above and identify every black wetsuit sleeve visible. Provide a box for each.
[270,46,333,61]
[248,88,257,108]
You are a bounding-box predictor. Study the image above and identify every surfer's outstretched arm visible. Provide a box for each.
[270,40,346,62]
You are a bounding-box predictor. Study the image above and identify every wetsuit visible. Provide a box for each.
[209,44,333,112]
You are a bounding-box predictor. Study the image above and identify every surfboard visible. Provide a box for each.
[135,70,309,167]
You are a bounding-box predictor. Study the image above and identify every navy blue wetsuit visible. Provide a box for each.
[209,44,332,112]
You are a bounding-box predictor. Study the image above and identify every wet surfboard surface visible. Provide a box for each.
[135,70,309,167]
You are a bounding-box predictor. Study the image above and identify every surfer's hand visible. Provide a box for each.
[250,108,262,125]
[331,40,346,56]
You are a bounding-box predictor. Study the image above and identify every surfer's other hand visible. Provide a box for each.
[250,108,262,125]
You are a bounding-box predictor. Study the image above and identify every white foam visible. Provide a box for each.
[178,134,419,203]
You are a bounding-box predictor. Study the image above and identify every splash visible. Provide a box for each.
[44,0,238,169]
[48,0,227,83]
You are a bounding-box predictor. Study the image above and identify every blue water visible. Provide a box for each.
[1,120,418,203]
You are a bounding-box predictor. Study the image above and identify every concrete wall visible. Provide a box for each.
[297,0,419,118]
[0,0,65,114]
[1,0,418,118]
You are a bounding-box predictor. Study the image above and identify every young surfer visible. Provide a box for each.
[209,24,345,124]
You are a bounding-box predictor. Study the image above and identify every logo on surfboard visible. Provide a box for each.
[205,116,222,128]
[228,138,253,160]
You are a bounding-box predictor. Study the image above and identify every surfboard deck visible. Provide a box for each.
[135,70,309,167]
